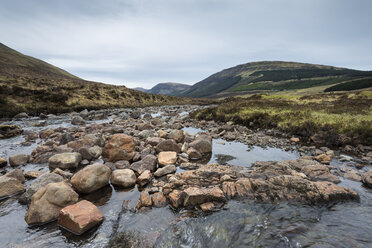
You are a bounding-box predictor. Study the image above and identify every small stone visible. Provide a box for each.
[315,154,331,164]
[111,169,137,188]
[71,116,85,125]
[137,191,152,208]
[168,190,185,208]
[151,192,167,207]
[25,171,46,179]
[9,154,30,167]
[137,170,152,187]
[154,165,176,177]
[290,137,300,143]
[158,151,177,167]
[58,200,104,235]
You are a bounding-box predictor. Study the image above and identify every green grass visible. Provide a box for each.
[191,91,372,146]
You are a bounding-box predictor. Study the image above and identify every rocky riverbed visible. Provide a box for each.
[0,105,371,247]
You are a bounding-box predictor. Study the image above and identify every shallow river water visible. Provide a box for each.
[0,111,371,248]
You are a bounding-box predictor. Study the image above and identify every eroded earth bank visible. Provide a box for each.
[0,105,371,248]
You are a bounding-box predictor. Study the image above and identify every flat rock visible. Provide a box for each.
[58,200,104,235]
[154,165,176,177]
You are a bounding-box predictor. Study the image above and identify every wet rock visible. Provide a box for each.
[39,128,55,139]
[0,175,25,199]
[0,125,23,139]
[362,170,372,188]
[137,170,152,187]
[19,173,64,204]
[130,154,157,175]
[71,116,85,125]
[168,130,184,143]
[189,134,212,154]
[6,169,25,183]
[0,157,7,168]
[183,187,225,207]
[156,139,181,153]
[315,154,331,164]
[48,152,82,170]
[344,170,362,182]
[71,163,111,193]
[154,165,176,177]
[111,169,137,188]
[58,200,104,235]
[25,131,38,142]
[301,164,340,184]
[136,191,152,208]
[151,192,167,207]
[158,151,177,167]
[25,171,46,179]
[59,133,75,145]
[168,190,185,208]
[9,154,30,167]
[102,134,135,162]
[25,182,79,225]
[187,147,202,160]
[53,168,73,179]
[14,112,29,119]
[79,146,102,160]
[146,137,162,147]
[314,181,359,202]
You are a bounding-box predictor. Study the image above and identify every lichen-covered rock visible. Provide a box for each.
[102,134,135,162]
[71,163,111,193]
[25,182,79,225]
[58,200,104,235]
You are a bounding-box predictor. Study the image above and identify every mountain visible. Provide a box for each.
[132,82,191,96]
[180,61,372,98]
[0,43,202,117]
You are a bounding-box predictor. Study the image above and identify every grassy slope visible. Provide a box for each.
[0,43,209,117]
[191,90,372,146]
[181,61,372,98]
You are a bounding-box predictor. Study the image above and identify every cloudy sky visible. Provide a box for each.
[1,0,371,88]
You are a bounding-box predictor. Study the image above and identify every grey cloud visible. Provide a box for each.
[0,0,371,88]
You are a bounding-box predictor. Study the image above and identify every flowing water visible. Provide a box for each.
[0,111,371,247]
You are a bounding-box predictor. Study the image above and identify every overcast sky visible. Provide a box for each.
[1,0,371,88]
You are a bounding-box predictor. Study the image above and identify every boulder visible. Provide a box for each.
[168,130,184,143]
[9,154,30,167]
[158,151,177,167]
[151,192,167,207]
[71,163,111,193]
[25,182,79,225]
[59,133,75,145]
[71,116,85,125]
[154,164,176,177]
[58,200,104,235]
[137,170,152,187]
[314,181,359,202]
[301,164,340,184]
[183,187,226,207]
[102,134,135,162]
[0,175,25,199]
[39,129,55,139]
[48,152,82,170]
[0,125,23,139]
[111,169,137,188]
[344,170,362,182]
[189,134,212,154]
[130,154,157,175]
[168,190,185,208]
[0,157,7,167]
[19,173,64,204]
[5,169,25,183]
[315,154,331,164]
[362,170,372,188]
[156,139,181,153]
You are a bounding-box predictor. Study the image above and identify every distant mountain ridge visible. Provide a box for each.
[179,61,372,98]
[133,82,191,96]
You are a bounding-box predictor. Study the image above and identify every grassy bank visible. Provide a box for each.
[190,91,372,146]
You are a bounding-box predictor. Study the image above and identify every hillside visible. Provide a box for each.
[133,82,191,96]
[180,61,372,98]
[0,43,206,118]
